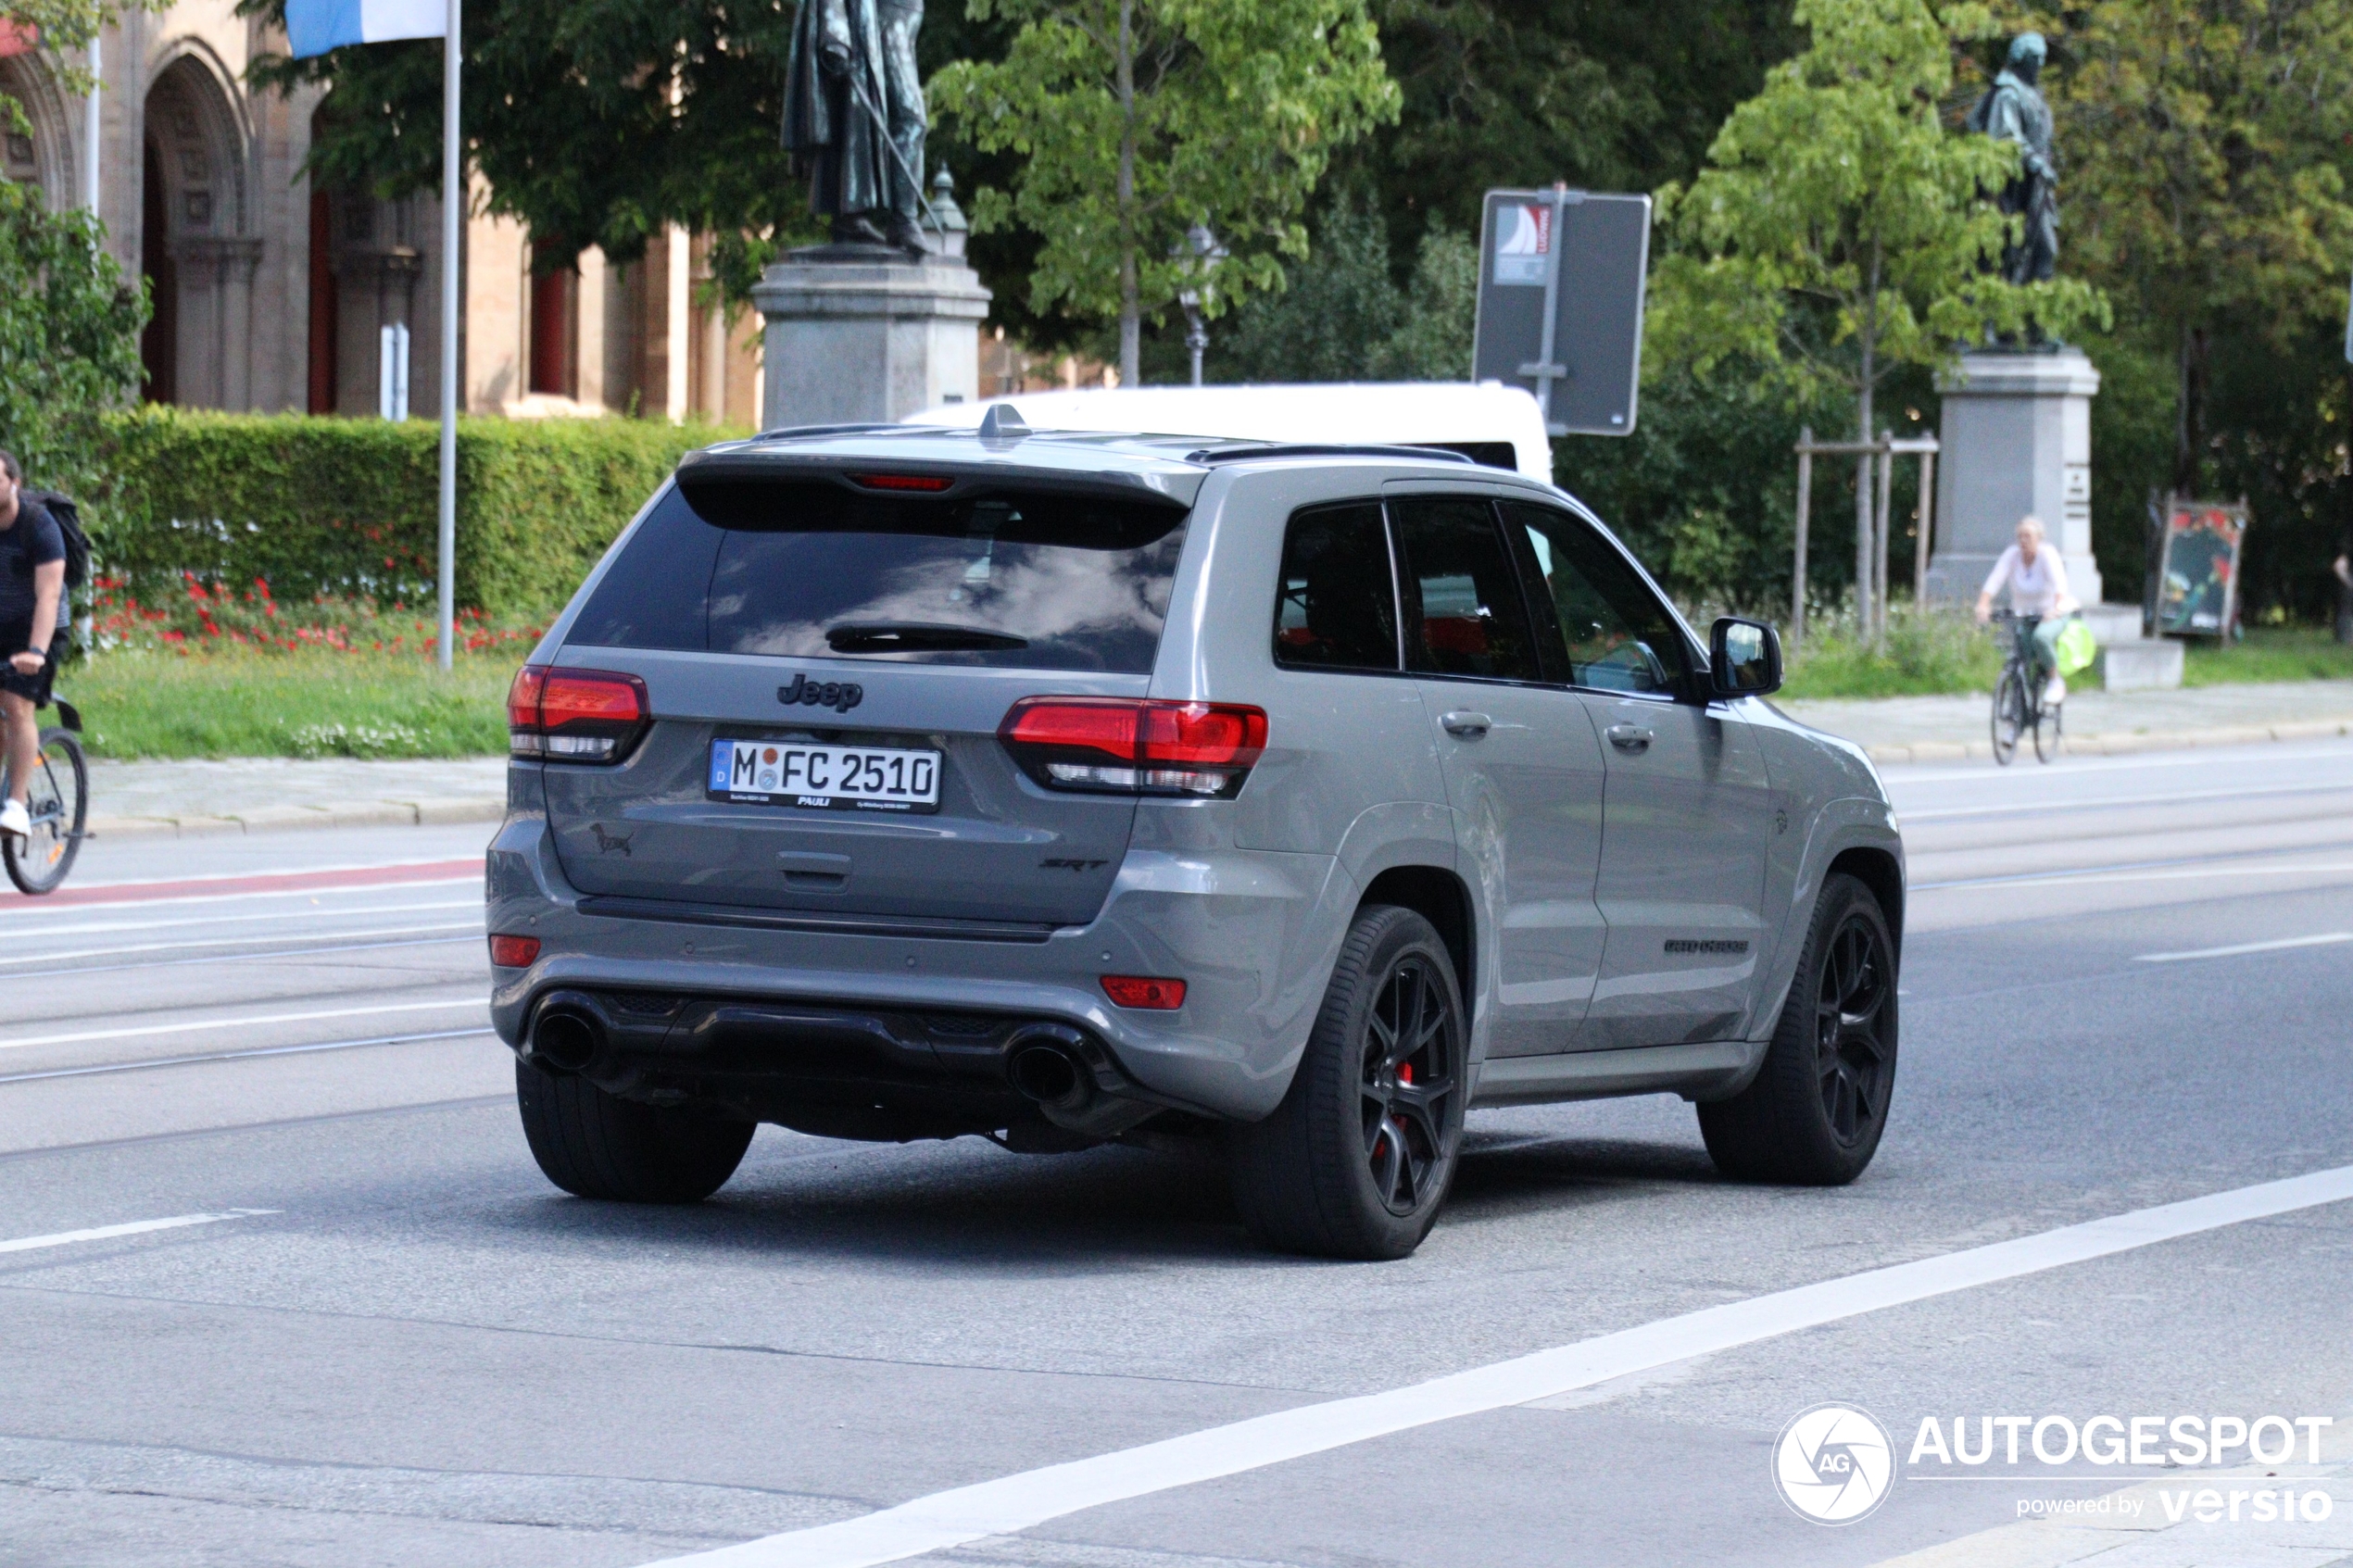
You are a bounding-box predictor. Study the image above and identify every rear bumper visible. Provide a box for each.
[485,812,1347,1124]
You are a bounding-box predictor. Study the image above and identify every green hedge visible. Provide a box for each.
[92,410,741,617]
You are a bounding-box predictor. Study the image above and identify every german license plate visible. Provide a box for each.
[708,738,942,813]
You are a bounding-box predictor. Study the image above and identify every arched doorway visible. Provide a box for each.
[141,51,258,408]
[140,139,176,403]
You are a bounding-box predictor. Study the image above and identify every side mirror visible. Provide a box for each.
[1709,616,1782,699]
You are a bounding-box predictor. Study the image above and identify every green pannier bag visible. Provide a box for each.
[2055,617,2097,676]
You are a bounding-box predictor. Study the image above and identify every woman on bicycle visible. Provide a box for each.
[1974,515,2079,705]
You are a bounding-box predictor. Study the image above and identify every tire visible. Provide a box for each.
[515,1059,754,1202]
[1227,905,1467,1260]
[2033,697,2061,763]
[4,727,87,896]
[1990,669,2022,766]
[1697,872,1898,1185]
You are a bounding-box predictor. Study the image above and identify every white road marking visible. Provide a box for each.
[1919,860,2353,892]
[0,921,483,967]
[1902,779,2353,821]
[5,898,479,941]
[0,996,488,1052]
[2136,932,2353,963]
[0,876,477,920]
[0,855,477,896]
[0,1209,277,1256]
[1885,741,2353,784]
[0,1027,499,1085]
[34,935,481,982]
[640,1163,2353,1568]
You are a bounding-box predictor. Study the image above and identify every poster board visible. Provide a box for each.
[1471,189,1650,437]
[2153,496,2246,638]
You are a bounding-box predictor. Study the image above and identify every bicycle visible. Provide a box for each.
[1989,612,2062,766]
[0,695,88,895]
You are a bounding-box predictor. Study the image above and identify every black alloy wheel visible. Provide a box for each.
[1813,911,1893,1148]
[1229,904,1467,1260]
[1361,954,1457,1216]
[1697,872,1898,1185]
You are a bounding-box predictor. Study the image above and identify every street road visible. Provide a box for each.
[4,739,2351,1568]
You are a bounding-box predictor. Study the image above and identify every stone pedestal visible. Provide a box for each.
[1923,349,2102,608]
[751,248,990,430]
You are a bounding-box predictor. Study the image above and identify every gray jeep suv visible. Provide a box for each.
[486,416,1904,1259]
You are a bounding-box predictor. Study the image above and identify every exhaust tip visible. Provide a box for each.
[533,1009,600,1073]
[1007,1043,1084,1108]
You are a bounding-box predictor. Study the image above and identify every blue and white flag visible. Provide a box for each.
[284,0,445,58]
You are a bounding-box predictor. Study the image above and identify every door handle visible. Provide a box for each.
[1440,711,1493,739]
[1605,723,1655,753]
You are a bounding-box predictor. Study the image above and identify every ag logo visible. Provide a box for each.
[1772,1403,1894,1524]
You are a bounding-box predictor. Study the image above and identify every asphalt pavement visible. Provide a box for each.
[4,742,2350,1568]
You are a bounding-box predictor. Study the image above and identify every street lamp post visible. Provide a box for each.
[1174,224,1225,387]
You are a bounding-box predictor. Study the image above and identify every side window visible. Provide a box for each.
[1500,501,1692,695]
[1390,495,1542,683]
[1274,501,1399,671]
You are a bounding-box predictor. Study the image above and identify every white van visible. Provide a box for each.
[902,382,1554,483]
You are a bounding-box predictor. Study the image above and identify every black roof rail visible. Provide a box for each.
[1184,441,1479,467]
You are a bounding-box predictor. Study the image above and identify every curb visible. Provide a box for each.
[1866,717,2353,767]
[85,797,506,841]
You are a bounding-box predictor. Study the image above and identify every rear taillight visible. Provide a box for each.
[507,665,650,764]
[1000,697,1267,798]
[488,935,541,967]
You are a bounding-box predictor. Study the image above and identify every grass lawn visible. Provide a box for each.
[1777,608,2004,700]
[2181,626,2353,685]
[61,646,517,760]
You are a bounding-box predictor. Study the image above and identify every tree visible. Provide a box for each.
[245,0,808,301]
[1649,0,2101,622]
[931,0,1398,387]
[1208,197,1476,383]
[0,179,146,494]
[1337,0,1801,259]
[2006,0,2353,495]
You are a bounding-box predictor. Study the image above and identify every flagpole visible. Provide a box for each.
[435,0,460,672]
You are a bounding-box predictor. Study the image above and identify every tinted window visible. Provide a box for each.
[1500,501,1691,694]
[569,477,1189,674]
[1390,495,1541,683]
[567,487,723,651]
[1274,502,1398,671]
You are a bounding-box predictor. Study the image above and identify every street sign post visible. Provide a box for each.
[1473,187,1651,438]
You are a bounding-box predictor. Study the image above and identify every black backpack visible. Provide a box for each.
[24,489,90,593]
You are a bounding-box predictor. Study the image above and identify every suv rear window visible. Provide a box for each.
[567,476,1190,673]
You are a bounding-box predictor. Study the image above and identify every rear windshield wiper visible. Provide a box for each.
[825,621,1030,653]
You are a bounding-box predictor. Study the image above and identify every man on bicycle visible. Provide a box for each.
[1974,514,2079,706]
[0,450,66,843]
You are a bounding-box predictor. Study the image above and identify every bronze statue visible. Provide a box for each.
[783,0,928,255]
[1967,32,2058,286]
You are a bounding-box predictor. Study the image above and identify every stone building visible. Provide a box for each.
[2,1,761,423]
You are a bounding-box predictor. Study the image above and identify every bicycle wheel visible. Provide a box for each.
[1990,667,2023,766]
[5,726,87,895]
[2032,695,2062,763]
